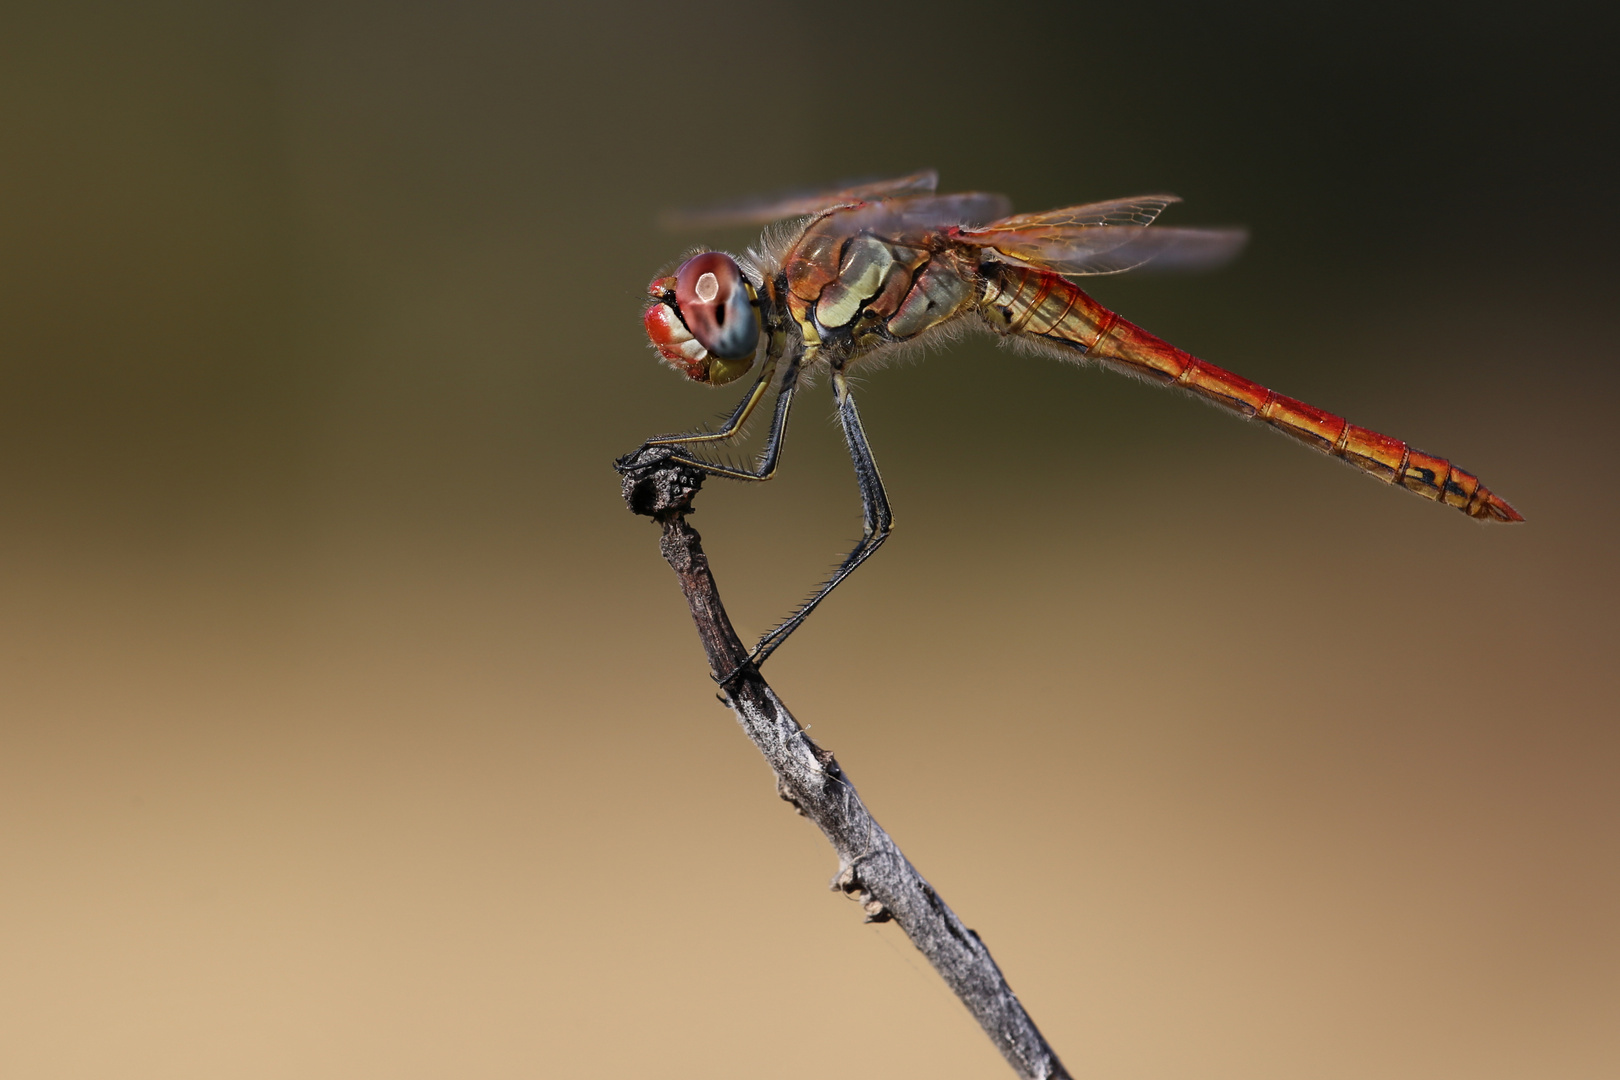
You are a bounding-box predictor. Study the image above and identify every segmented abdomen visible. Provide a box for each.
[980,264,1522,522]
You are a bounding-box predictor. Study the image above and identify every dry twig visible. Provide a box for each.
[619,447,1071,1080]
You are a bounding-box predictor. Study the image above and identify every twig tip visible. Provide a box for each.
[618,447,705,519]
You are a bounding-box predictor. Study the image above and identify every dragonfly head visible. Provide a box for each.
[644,252,760,385]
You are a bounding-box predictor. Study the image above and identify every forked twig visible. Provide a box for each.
[619,447,1071,1080]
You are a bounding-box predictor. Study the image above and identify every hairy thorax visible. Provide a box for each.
[774,208,985,365]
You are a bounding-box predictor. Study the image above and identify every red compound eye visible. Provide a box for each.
[674,252,760,361]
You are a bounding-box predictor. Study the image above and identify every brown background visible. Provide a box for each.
[2,2,1616,1077]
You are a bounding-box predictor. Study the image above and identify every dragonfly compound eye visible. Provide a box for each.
[673,252,759,381]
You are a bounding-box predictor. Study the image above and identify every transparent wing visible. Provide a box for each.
[1029,226,1249,275]
[963,199,1246,276]
[969,194,1182,232]
[839,192,1016,237]
[660,170,941,230]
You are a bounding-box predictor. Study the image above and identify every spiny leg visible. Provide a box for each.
[658,352,802,481]
[639,353,780,454]
[747,369,892,669]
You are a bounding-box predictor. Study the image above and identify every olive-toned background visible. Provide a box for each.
[2,3,1616,1077]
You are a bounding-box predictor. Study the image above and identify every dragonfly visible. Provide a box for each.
[621,170,1522,675]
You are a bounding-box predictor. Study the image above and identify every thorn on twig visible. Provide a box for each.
[833,862,893,923]
[777,775,808,817]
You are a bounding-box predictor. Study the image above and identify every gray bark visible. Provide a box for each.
[620,450,1071,1080]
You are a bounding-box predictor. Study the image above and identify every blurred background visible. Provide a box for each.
[1,2,1616,1077]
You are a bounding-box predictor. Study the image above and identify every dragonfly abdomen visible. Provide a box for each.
[981,264,1522,522]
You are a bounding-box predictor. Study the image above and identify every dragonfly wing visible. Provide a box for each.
[972,194,1182,231]
[839,193,1016,237]
[984,226,1250,276]
[1087,226,1248,274]
[660,169,940,229]
[966,222,1248,276]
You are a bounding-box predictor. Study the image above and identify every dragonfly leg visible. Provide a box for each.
[613,353,779,478]
[631,356,801,483]
[742,369,892,673]
[644,353,778,450]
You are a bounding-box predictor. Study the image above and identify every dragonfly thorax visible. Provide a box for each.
[644,251,759,385]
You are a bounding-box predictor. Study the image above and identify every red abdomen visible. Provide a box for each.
[980,264,1522,522]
